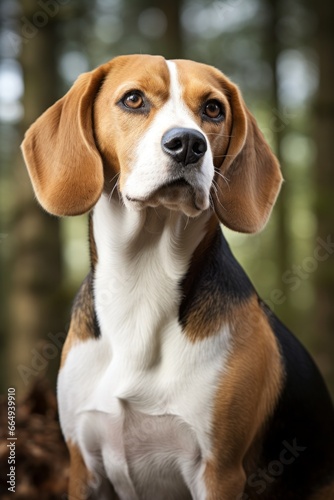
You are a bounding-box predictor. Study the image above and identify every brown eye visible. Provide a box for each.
[123,92,144,109]
[203,100,223,120]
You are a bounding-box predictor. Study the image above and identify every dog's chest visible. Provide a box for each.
[58,199,231,497]
[59,318,230,498]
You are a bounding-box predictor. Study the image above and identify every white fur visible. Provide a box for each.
[58,61,232,500]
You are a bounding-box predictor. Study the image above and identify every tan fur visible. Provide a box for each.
[204,295,283,498]
[67,441,92,500]
[94,55,170,191]
[60,326,77,370]
[216,106,282,233]
[21,63,111,216]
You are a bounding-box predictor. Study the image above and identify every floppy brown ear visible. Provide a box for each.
[21,63,111,216]
[213,80,283,233]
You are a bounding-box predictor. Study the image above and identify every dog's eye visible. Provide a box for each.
[203,100,224,120]
[122,92,144,110]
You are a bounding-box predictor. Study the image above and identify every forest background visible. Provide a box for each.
[1,0,334,400]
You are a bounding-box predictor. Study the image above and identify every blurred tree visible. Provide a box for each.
[154,0,183,58]
[313,0,334,395]
[264,0,291,324]
[7,0,65,396]
[120,0,184,59]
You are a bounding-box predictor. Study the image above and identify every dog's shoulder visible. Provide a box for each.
[60,273,100,368]
[71,272,100,340]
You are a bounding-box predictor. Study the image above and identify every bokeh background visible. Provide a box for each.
[1,0,334,419]
[1,0,334,497]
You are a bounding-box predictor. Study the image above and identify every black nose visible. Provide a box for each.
[161,127,207,166]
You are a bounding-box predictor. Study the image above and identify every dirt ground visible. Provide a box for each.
[0,378,69,499]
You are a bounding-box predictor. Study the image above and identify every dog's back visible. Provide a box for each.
[245,308,334,499]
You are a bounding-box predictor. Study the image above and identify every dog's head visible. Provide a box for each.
[21,54,282,233]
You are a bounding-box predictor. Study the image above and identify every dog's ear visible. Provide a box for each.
[213,79,283,233]
[21,63,111,216]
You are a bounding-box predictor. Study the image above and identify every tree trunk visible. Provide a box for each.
[313,0,334,396]
[264,0,292,325]
[7,1,64,396]
[158,0,184,59]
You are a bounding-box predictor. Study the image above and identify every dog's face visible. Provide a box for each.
[21,54,282,232]
[94,57,230,218]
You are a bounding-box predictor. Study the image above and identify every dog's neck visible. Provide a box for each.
[91,193,214,357]
[92,192,214,271]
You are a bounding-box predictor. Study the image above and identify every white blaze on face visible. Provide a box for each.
[122,60,215,215]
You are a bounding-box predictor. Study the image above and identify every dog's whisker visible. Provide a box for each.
[183,216,190,230]
[213,153,235,159]
[153,207,162,220]
[209,193,215,211]
[205,133,234,138]
[109,179,120,201]
[210,181,219,201]
[211,180,227,212]
[109,172,120,184]
[214,169,231,190]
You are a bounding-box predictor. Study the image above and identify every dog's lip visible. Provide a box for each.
[125,177,209,213]
[125,178,192,203]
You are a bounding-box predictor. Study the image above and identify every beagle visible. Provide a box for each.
[22,55,334,500]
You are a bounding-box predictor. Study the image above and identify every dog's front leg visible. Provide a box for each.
[67,442,94,500]
[67,442,120,500]
[203,461,246,500]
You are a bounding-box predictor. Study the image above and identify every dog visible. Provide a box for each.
[22,54,334,500]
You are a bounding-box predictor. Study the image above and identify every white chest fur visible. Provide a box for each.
[58,194,231,499]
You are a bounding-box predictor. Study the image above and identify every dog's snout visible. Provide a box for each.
[161,128,207,166]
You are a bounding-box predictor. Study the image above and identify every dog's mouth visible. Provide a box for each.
[157,178,192,192]
[126,177,209,216]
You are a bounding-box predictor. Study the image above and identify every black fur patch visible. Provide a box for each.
[179,227,254,330]
[71,272,100,339]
